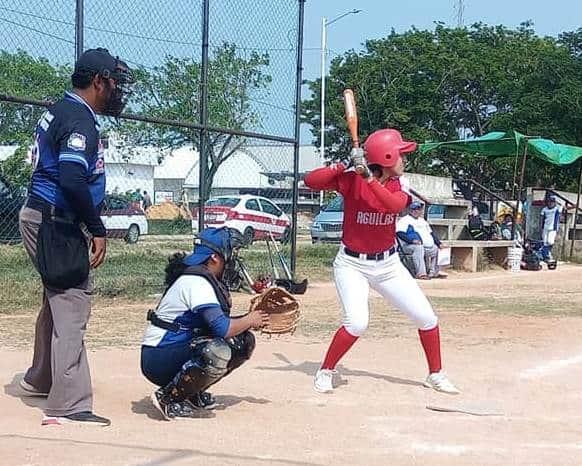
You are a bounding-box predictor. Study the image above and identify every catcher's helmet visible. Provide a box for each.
[363,129,417,168]
[184,227,241,266]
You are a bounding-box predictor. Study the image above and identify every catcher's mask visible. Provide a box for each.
[72,48,135,117]
[183,227,242,272]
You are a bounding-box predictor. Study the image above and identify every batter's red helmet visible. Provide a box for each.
[363,129,417,168]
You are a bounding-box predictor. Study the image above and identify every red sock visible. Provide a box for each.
[321,326,359,370]
[418,325,442,373]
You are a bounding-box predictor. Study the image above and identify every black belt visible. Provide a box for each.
[344,246,396,261]
[147,309,204,336]
[147,309,181,332]
[26,196,78,223]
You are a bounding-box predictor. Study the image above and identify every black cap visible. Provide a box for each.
[74,48,122,78]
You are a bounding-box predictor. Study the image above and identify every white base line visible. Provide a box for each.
[412,442,582,455]
[520,353,582,379]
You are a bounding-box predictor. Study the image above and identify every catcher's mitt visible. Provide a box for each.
[249,287,300,335]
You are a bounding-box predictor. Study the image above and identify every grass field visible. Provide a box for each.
[0,238,338,312]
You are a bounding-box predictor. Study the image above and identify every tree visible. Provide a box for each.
[0,50,68,144]
[0,51,69,187]
[302,23,582,193]
[125,43,272,199]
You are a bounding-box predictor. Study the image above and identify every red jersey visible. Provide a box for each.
[305,165,410,253]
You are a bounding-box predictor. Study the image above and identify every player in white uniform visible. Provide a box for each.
[304,129,459,394]
[540,195,562,261]
[141,227,269,419]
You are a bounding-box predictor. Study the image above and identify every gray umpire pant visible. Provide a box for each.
[401,243,440,277]
[19,206,93,417]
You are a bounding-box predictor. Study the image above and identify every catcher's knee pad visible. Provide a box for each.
[171,338,231,401]
[226,331,256,372]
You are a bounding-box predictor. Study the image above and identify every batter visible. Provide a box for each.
[304,129,459,394]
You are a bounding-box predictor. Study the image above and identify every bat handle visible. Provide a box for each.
[355,163,370,177]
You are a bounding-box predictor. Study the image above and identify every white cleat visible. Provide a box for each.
[423,371,460,394]
[314,369,335,393]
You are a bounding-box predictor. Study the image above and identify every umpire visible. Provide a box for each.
[18,48,134,426]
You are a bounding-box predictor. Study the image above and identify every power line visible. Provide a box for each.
[455,0,465,27]
[0,5,301,53]
[247,98,294,114]
[0,17,74,45]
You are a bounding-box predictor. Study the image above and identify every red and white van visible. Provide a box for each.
[200,195,291,244]
[101,195,148,244]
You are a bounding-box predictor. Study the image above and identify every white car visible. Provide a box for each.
[201,194,291,244]
[101,195,148,244]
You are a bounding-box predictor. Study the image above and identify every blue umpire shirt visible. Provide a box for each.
[30,91,105,213]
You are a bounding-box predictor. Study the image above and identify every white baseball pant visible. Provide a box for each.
[333,246,438,337]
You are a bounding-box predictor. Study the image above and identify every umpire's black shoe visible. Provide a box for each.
[151,389,199,420]
[42,411,111,426]
[188,391,217,410]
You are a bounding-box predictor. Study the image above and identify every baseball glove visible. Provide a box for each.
[249,287,300,335]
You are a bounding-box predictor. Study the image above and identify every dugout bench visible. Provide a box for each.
[440,240,515,272]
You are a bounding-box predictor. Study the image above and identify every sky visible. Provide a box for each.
[299,0,582,143]
[1,0,581,145]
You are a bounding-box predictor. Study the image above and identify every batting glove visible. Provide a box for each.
[350,148,365,167]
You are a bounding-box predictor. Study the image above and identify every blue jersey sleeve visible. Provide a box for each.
[57,117,98,173]
[193,304,230,337]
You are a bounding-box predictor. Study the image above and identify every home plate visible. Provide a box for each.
[426,403,504,416]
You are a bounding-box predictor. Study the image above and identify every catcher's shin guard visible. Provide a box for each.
[161,338,232,402]
[226,331,256,373]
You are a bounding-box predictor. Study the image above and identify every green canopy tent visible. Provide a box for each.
[419,130,582,258]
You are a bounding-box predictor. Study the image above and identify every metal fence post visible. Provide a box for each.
[570,161,582,259]
[198,0,210,232]
[290,0,306,275]
[75,0,84,60]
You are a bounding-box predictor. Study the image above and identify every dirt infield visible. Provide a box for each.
[1,265,582,465]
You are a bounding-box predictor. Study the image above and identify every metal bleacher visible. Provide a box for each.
[408,174,517,272]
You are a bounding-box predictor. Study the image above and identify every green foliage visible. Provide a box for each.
[0,51,69,187]
[302,23,582,191]
[0,50,69,144]
[0,144,32,188]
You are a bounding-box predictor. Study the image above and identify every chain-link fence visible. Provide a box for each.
[0,0,308,310]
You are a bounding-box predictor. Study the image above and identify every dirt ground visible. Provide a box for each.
[1,265,582,465]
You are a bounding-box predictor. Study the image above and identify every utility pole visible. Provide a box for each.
[319,9,362,207]
[455,0,465,28]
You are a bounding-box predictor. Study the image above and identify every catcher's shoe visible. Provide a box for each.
[188,391,217,410]
[151,389,198,420]
[423,371,460,394]
[314,369,335,393]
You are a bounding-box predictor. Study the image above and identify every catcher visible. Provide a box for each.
[141,227,269,420]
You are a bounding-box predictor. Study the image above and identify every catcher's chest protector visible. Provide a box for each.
[180,266,232,316]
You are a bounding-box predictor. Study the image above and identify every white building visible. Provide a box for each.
[104,137,161,199]
[154,144,321,208]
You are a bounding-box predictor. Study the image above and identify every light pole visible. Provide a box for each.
[319,9,362,207]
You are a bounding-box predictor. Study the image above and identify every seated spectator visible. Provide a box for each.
[488,219,503,240]
[468,206,487,240]
[396,201,447,279]
[500,213,523,243]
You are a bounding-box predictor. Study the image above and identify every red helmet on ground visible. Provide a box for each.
[363,129,417,168]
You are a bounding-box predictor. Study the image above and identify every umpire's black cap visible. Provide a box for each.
[74,48,128,79]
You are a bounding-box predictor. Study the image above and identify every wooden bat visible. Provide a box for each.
[343,89,368,176]
[343,89,359,148]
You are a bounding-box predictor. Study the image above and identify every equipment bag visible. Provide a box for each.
[36,211,89,290]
